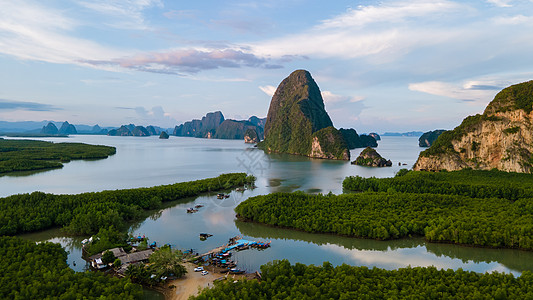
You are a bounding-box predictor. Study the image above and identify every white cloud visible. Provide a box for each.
[319,1,464,29]
[77,0,163,30]
[251,0,466,61]
[492,14,533,25]
[486,0,513,7]
[131,105,177,127]
[409,75,533,103]
[259,85,277,97]
[408,81,499,102]
[0,1,122,66]
[322,91,366,104]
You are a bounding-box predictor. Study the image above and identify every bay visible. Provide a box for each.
[8,135,533,279]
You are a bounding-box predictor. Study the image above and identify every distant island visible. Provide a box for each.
[419,129,446,147]
[107,124,171,137]
[0,121,112,136]
[415,80,533,173]
[0,139,116,174]
[173,111,265,141]
[381,131,424,137]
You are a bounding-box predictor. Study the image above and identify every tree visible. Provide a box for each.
[102,250,116,265]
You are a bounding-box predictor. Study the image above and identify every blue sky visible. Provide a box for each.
[1,0,532,132]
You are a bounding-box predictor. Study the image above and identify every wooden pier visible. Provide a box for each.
[191,244,228,261]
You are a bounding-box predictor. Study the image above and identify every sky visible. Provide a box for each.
[1,0,533,132]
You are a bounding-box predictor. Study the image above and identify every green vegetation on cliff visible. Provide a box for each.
[419,129,446,147]
[194,260,533,300]
[311,127,349,160]
[236,191,533,249]
[352,147,391,167]
[0,139,116,174]
[339,128,377,149]
[485,80,533,114]
[259,70,349,159]
[0,173,254,235]
[0,236,142,299]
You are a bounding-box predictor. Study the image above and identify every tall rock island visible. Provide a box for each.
[258,70,350,160]
[414,80,533,173]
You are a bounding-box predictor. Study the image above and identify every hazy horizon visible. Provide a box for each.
[1,1,533,132]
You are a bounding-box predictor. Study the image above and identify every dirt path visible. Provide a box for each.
[165,263,254,300]
[165,263,221,300]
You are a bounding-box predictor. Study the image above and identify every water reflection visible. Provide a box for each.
[236,220,533,276]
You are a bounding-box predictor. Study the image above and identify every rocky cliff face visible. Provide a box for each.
[414,80,533,173]
[419,130,446,147]
[259,70,349,160]
[173,111,224,138]
[352,147,392,167]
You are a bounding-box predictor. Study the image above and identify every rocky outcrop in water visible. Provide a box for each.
[414,80,533,173]
[146,126,159,135]
[369,132,381,141]
[258,70,349,160]
[58,121,77,135]
[244,128,260,144]
[339,128,378,149]
[214,120,263,140]
[108,125,132,136]
[173,111,224,138]
[248,116,266,128]
[40,122,59,135]
[352,147,392,167]
[131,126,150,136]
[159,131,169,139]
[419,130,446,147]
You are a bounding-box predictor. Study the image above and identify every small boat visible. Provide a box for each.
[236,244,249,251]
[229,268,245,274]
[187,208,198,213]
[217,193,225,199]
[199,233,213,239]
[236,187,245,192]
[195,204,204,208]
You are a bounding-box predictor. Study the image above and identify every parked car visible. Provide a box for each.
[194,267,204,272]
[201,270,209,276]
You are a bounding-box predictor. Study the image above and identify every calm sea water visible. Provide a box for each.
[8,135,533,279]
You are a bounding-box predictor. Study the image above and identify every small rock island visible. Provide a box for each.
[159,131,169,139]
[352,147,392,167]
[244,128,260,144]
